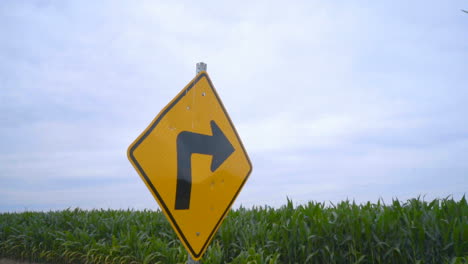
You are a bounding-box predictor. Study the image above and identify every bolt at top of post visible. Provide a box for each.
[196,62,207,74]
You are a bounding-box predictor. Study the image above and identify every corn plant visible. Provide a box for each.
[1,197,466,263]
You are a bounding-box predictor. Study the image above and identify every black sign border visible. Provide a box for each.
[128,72,253,259]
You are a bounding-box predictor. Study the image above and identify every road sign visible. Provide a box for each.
[127,71,252,260]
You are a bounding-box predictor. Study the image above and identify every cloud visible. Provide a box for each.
[0,180,156,211]
[1,0,467,211]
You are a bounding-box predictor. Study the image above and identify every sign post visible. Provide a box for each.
[187,62,206,264]
[188,252,199,263]
[128,62,252,262]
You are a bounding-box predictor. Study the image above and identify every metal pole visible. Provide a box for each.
[196,62,207,74]
[188,256,199,264]
[186,63,206,264]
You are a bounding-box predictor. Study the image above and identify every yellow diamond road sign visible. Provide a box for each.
[127,71,252,260]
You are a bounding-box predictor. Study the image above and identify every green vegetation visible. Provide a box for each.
[1,197,467,264]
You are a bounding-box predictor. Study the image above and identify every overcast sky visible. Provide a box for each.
[1,0,467,212]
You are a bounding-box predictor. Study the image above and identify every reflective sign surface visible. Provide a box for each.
[127,72,252,260]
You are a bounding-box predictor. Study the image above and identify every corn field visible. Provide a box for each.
[1,197,467,264]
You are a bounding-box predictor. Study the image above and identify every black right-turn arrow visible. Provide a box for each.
[175,120,235,210]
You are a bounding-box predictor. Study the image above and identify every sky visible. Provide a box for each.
[1,0,467,212]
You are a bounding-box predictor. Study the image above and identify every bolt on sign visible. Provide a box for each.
[127,71,252,260]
